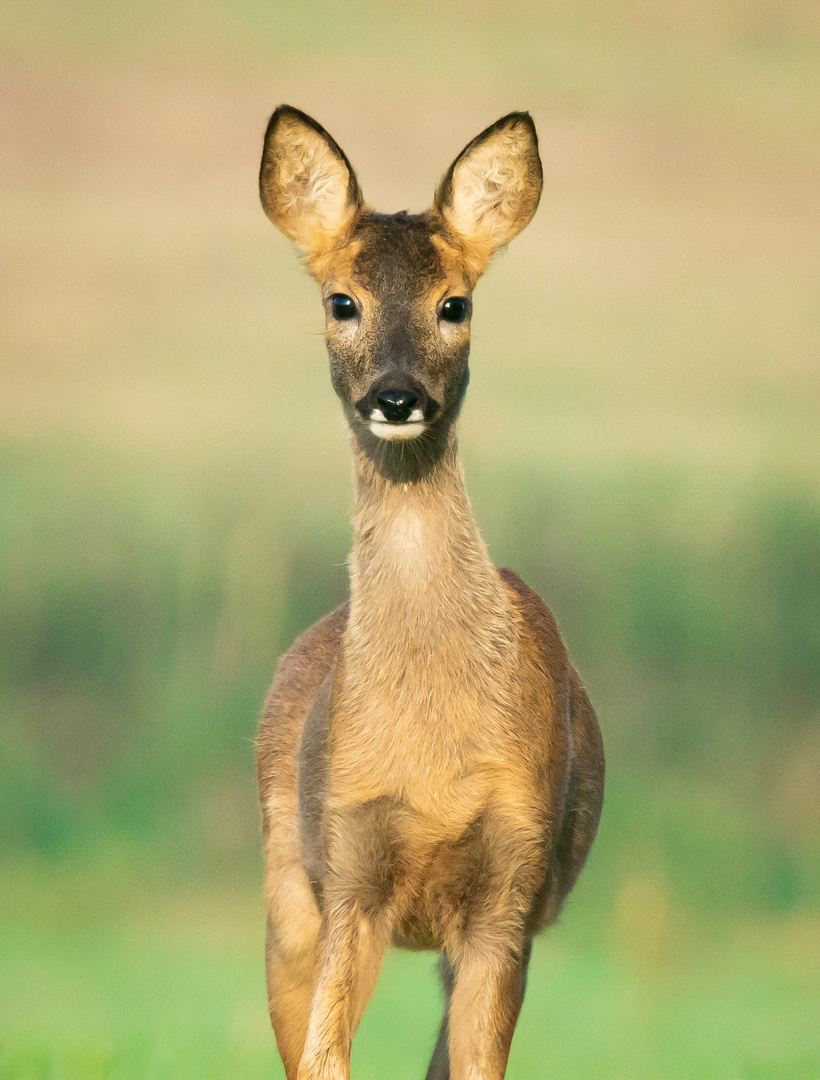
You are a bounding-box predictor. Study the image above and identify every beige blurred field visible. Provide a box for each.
[3,0,819,488]
[2,3,820,1078]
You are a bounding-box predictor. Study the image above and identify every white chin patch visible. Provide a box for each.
[369,420,426,441]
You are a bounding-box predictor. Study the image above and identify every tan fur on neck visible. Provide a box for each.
[328,434,523,824]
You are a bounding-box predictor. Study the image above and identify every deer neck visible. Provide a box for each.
[345,426,516,679]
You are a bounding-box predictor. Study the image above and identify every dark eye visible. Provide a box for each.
[330,294,357,320]
[441,297,469,323]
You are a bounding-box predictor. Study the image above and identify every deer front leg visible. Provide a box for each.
[298,800,396,1080]
[445,933,532,1080]
[297,895,390,1080]
[443,817,542,1080]
[427,938,532,1080]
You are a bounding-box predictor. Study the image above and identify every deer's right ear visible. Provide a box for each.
[259,106,363,257]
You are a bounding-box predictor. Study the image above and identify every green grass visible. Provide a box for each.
[1,850,818,1080]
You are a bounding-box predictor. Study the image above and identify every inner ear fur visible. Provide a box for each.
[434,112,542,280]
[259,105,363,264]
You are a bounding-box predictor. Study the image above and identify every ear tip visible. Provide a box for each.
[264,105,320,143]
[498,111,539,144]
[496,109,534,126]
[270,103,300,120]
[503,110,535,125]
[504,112,541,184]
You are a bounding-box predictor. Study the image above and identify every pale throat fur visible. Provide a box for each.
[328,428,524,824]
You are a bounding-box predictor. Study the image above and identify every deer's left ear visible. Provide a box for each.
[434,112,542,279]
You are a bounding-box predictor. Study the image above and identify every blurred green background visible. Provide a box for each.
[1,1,819,1077]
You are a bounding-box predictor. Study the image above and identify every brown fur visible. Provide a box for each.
[256,106,604,1080]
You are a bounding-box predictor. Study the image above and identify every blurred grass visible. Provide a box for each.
[1,0,819,1076]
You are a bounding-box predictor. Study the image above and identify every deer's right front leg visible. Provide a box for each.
[297,802,395,1080]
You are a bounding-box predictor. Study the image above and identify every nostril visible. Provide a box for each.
[376,389,419,423]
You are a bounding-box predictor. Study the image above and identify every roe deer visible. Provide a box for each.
[256,106,604,1080]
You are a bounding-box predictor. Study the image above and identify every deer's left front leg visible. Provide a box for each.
[297,803,395,1080]
[446,934,533,1080]
[445,824,543,1080]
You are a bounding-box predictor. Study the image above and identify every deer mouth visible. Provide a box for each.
[368,406,427,440]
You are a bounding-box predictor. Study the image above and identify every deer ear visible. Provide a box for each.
[259,106,363,257]
[434,112,542,279]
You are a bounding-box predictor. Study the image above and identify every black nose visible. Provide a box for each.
[376,388,419,423]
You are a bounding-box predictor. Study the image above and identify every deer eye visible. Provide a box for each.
[330,294,357,320]
[441,297,469,323]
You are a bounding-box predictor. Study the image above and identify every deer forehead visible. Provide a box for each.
[317,211,471,303]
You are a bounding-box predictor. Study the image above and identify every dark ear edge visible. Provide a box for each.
[434,111,542,218]
[258,104,363,221]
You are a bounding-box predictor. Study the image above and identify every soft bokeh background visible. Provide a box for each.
[2,2,819,1077]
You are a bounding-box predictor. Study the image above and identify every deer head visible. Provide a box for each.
[259,106,542,455]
